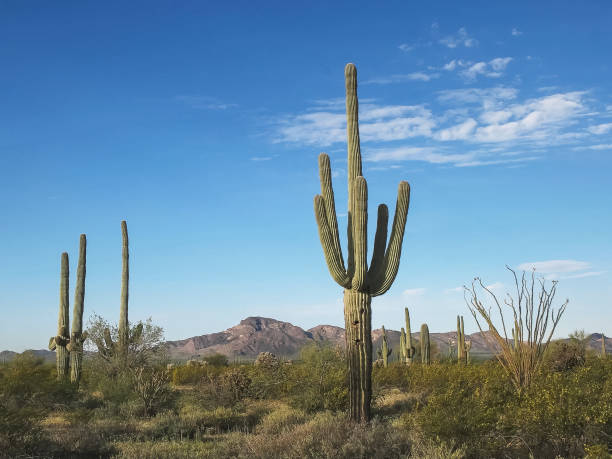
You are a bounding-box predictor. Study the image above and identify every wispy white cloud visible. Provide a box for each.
[275,104,435,146]
[250,156,273,161]
[563,271,606,279]
[485,282,505,291]
[366,146,475,165]
[403,288,426,296]
[439,27,478,48]
[588,122,612,135]
[511,28,523,36]
[447,57,513,80]
[364,72,440,84]
[578,144,612,151]
[517,260,590,273]
[174,95,237,110]
[398,43,414,52]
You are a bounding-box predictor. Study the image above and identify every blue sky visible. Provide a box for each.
[1,1,611,351]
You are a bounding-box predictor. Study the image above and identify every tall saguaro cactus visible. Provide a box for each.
[421,323,430,365]
[49,253,71,380]
[314,63,411,422]
[602,333,607,358]
[119,220,129,361]
[67,235,87,384]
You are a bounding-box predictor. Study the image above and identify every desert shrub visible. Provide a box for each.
[131,365,172,416]
[0,352,78,456]
[171,363,211,385]
[202,353,229,367]
[545,339,586,372]
[283,344,348,412]
[402,359,612,458]
[113,440,217,458]
[256,403,308,434]
[220,411,412,458]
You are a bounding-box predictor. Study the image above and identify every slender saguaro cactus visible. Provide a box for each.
[602,333,607,358]
[457,315,466,364]
[380,326,391,368]
[49,253,70,379]
[405,307,414,364]
[400,327,407,362]
[119,220,129,361]
[421,324,430,365]
[67,235,87,384]
[314,64,411,422]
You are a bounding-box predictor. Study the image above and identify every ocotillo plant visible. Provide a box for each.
[314,63,410,422]
[66,235,87,384]
[457,315,466,364]
[405,307,415,364]
[421,323,430,365]
[49,253,70,380]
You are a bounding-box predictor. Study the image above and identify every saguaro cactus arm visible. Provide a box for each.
[368,182,410,296]
[50,252,70,379]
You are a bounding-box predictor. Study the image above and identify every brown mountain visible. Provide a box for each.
[165,317,503,360]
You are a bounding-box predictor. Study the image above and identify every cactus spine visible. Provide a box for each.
[421,323,430,365]
[314,64,411,422]
[457,315,466,364]
[68,235,87,384]
[49,252,71,379]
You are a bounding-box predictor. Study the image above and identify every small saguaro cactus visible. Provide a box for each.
[66,235,87,384]
[400,327,407,362]
[379,326,392,367]
[313,64,411,422]
[49,252,71,380]
[405,307,415,364]
[421,323,430,365]
[457,315,466,364]
[602,333,607,358]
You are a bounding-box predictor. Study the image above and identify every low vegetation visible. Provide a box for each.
[2,337,611,458]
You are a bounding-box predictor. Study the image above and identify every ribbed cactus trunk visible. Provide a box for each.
[52,253,70,380]
[465,340,472,364]
[69,235,87,384]
[344,290,372,421]
[119,220,129,363]
[405,307,414,364]
[314,64,411,422]
[421,324,430,365]
[602,334,607,358]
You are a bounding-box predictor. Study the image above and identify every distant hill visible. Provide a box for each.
[3,320,609,362]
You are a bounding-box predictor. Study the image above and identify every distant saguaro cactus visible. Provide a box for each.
[465,339,472,364]
[602,333,607,358]
[67,235,87,384]
[405,307,415,364]
[457,315,467,364]
[379,326,392,368]
[421,324,430,365]
[49,252,71,380]
[314,64,411,422]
